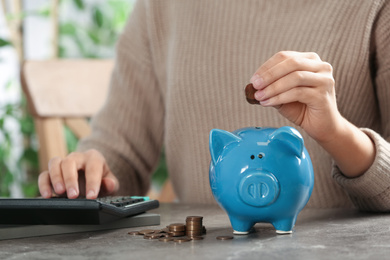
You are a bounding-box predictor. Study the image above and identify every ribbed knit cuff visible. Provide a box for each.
[77,140,122,176]
[332,128,390,210]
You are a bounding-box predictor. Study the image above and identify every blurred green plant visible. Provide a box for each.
[0,93,38,197]
[0,38,12,197]
[0,37,10,47]
[59,0,132,58]
[0,34,38,197]
[58,0,168,188]
[0,80,38,197]
[57,0,135,153]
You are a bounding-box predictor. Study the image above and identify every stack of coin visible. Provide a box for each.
[185,216,203,238]
[128,216,208,242]
[168,223,186,237]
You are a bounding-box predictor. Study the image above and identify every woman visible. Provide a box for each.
[38,0,390,211]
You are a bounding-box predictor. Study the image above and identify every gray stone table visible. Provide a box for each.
[1,203,390,260]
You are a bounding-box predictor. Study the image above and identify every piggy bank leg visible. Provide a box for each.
[272,216,297,234]
[229,216,254,235]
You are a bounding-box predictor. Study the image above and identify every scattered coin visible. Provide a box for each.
[169,231,186,237]
[245,83,259,104]
[216,236,234,240]
[144,233,164,239]
[161,233,173,238]
[173,237,191,243]
[139,229,155,235]
[186,230,203,237]
[189,236,204,240]
[143,234,153,239]
[127,231,140,236]
[153,230,164,234]
[159,237,174,242]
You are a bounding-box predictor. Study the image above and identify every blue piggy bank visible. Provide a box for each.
[209,126,314,234]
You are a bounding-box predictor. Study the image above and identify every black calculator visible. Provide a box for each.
[0,196,159,225]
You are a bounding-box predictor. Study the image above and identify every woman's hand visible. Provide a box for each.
[250,51,341,143]
[250,51,375,177]
[38,149,119,199]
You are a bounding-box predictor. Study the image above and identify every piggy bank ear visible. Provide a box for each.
[209,129,241,165]
[269,126,304,157]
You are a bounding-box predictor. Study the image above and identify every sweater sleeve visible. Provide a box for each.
[77,1,164,196]
[332,1,390,212]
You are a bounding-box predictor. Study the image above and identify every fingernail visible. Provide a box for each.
[255,90,265,100]
[254,77,264,88]
[250,74,264,89]
[55,183,64,193]
[260,99,270,106]
[42,190,51,198]
[250,74,260,83]
[68,188,78,198]
[87,190,95,199]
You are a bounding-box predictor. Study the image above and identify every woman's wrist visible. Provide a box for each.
[317,117,376,178]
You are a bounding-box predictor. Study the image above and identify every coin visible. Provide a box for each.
[173,237,191,243]
[161,233,173,237]
[144,233,163,239]
[189,236,204,240]
[216,236,234,240]
[153,233,164,239]
[161,228,169,233]
[159,237,174,242]
[169,231,186,237]
[185,215,204,238]
[153,230,164,234]
[186,230,203,236]
[245,83,259,104]
[186,222,203,230]
[169,223,186,232]
[139,229,155,235]
[128,217,206,243]
[186,216,203,221]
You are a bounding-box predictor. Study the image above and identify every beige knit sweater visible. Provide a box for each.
[78,0,390,211]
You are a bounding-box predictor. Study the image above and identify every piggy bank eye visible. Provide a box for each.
[250,155,255,160]
[258,153,264,159]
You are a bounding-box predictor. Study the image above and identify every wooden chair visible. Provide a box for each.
[21,59,176,202]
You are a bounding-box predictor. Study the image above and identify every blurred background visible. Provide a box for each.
[0,0,168,198]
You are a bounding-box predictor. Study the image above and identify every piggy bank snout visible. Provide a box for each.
[238,171,280,207]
